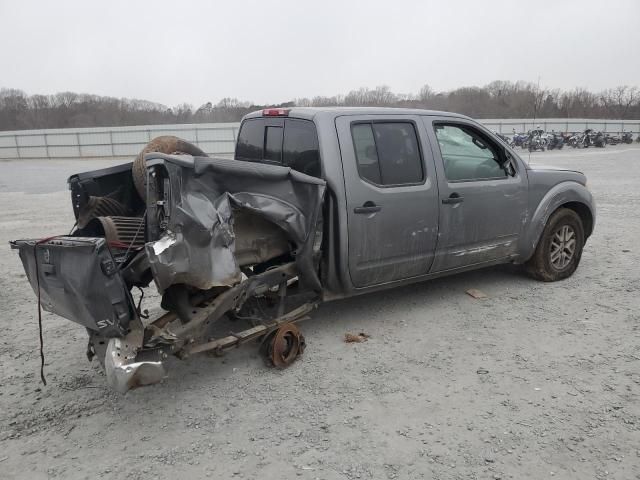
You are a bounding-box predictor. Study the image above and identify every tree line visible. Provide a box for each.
[1,81,638,131]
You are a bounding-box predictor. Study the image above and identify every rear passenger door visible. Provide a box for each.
[336,115,440,288]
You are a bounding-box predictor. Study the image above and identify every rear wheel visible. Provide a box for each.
[526,208,585,282]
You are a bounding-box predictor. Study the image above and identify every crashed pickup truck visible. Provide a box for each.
[12,107,595,392]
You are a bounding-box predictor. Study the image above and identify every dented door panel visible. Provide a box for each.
[423,117,529,271]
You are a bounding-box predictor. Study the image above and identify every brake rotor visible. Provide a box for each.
[266,323,306,368]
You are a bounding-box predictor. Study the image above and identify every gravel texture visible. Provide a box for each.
[0,146,639,480]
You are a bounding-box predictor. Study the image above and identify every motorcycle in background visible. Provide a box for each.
[528,132,547,152]
[593,131,606,148]
[562,132,577,147]
[547,132,565,150]
[621,131,634,144]
[574,129,606,148]
[510,132,530,149]
[605,133,621,145]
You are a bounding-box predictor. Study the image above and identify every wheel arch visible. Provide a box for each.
[520,181,595,262]
[562,201,594,239]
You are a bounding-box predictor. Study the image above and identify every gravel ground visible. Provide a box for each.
[1,146,639,480]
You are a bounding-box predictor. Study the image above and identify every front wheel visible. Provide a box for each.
[526,208,585,282]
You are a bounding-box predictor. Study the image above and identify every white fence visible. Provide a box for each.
[0,123,239,160]
[0,118,639,161]
[481,118,640,136]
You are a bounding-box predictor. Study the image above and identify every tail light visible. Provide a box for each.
[262,108,290,117]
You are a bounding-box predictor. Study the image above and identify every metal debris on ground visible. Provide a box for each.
[466,288,488,299]
[266,323,306,368]
[344,332,371,343]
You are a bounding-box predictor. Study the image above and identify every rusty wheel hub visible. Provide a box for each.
[266,323,305,368]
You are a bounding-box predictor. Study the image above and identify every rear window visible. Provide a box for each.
[235,118,321,177]
[264,126,283,162]
[235,119,263,161]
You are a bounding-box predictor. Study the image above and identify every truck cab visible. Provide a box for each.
[234,107,592,298]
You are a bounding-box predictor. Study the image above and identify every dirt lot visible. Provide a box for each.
[1,146,639,480]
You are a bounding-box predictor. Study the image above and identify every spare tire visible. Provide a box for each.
[132,136,207,201]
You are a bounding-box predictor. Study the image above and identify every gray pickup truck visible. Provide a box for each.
[12,107,595,392]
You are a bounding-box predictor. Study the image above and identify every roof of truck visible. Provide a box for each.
[243,107,472,122]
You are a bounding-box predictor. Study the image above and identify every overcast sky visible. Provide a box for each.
[1,0,638,107]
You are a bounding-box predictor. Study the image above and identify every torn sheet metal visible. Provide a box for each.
[145,154,326,293]
[104,321,166,393]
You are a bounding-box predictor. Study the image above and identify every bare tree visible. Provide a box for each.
[1,82,639,131]
[418,84,434,103]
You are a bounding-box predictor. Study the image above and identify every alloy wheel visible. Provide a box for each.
[549,225,576,270]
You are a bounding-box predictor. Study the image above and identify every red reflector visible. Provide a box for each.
[262,108,290,117]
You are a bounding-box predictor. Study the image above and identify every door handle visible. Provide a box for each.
[442,193,464,205]
[354,201,382,214]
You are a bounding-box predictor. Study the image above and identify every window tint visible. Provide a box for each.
[434,124,507,182]
[283,119,321,177]
[264,126,283,162]
[235,118,321,177]
[351,124,381,184]
[235,119,264,161]
[352,122,423,185]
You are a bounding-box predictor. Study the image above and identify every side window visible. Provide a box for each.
[434,124,507,182]
[351,124,381,184]
[351,122,424,186]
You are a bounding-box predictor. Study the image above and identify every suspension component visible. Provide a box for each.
[265,323,306,368]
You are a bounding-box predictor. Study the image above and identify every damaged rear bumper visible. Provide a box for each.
[103,324,166,393]
[10,150,326,392]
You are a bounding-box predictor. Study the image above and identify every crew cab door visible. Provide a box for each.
[423,117,528,271]
[336,115,439,288]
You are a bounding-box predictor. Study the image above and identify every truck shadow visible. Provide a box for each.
[150,263,530,395]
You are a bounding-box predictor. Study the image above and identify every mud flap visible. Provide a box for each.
[11,237,134,337]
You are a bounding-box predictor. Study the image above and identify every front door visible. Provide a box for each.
[335,115,440,288]
[423,117,528,272]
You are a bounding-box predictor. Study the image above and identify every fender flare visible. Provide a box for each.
[520,181,595,262]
